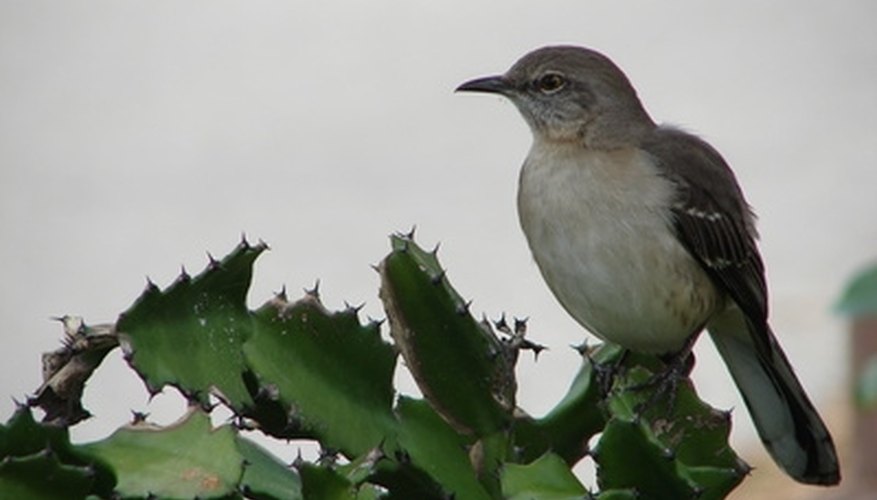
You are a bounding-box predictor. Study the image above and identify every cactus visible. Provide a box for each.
[2,232,749,498]
[80,408,302,499]
[0,405,115,498]
[117,240,266,409]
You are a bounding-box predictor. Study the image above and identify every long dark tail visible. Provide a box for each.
[707,307,840,485]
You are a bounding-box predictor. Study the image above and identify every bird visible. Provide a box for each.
[456,45,840,486]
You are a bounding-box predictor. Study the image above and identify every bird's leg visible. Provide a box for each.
[629,332,700,416]
[591,347,630,397]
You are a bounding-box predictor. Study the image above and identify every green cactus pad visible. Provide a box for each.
[117,240,266,408]
[0,452,94,500]
[594,355,747,499]
[0,406,115,498]
[500,452,588,500]
[243,293,397,457]
[393,397,491,500]
[81,409,240,498]
[237,437,303,500]
[379,233,513,436]
[513,344,618,464]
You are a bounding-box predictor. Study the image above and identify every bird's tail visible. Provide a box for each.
[707,307,840,485]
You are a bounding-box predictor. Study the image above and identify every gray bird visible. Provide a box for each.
[457,45,840,486]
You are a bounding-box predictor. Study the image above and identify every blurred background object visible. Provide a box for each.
[836,262,877,496]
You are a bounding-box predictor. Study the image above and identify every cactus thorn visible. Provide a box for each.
[455,300,472,316]
[494,313,510,333]
[292,449,304,468]
[520,339,547,359]
[344,301,365,314]
[513,316,528,334]
[404,225,417,240]
[146,385,162,401]
[318,446,339,466]
[430,269,447,285]
[275,285,288,301]
[662,446,675,461]
[394,449,411,464]
[177,265,191,283]
[571,341,590,356]
[305,280,321,299]
[431,241,441,255]
[130,410,149,424]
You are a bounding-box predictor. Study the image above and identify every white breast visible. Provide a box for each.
[517,140,719,354]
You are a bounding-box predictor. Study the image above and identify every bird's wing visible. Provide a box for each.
[643,127,768,326]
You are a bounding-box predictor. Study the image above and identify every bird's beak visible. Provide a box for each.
[455,75,511,94]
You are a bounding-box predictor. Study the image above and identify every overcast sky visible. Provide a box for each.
[2,0,875,484]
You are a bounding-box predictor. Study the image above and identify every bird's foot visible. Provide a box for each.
[629,351,694,417]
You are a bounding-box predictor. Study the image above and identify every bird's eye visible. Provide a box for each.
[536,73,567,93]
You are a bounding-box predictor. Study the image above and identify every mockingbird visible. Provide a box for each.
[457,45,839,485]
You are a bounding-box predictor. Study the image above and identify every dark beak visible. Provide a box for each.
[455,75,511,94]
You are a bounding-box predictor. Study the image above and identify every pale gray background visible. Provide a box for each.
[2,0,875,482]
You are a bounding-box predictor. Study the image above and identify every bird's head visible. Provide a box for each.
[457,45,654,148]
